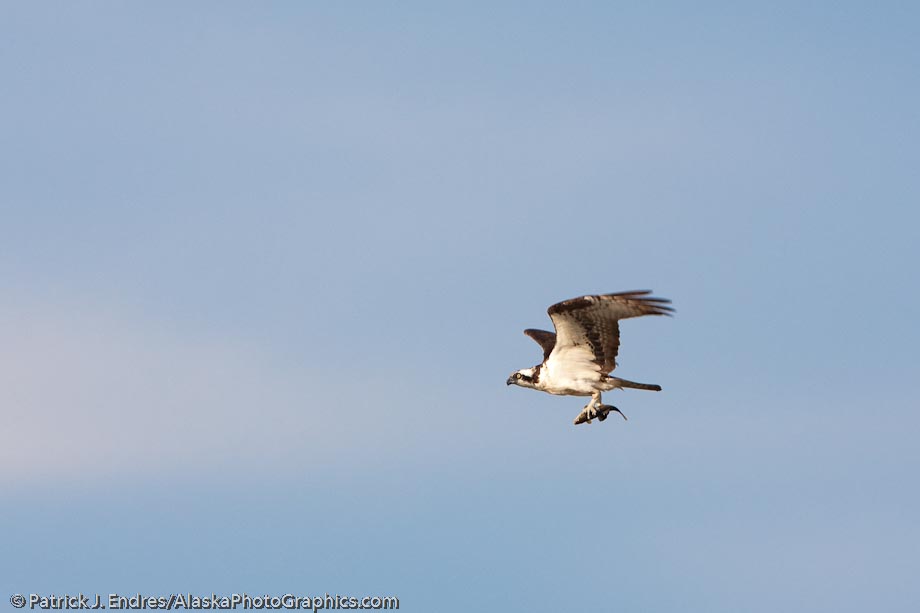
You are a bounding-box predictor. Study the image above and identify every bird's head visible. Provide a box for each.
[506,367,537,388]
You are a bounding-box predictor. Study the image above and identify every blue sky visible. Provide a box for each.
[2,2,918,611]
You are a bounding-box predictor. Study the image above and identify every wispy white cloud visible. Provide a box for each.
[0,295,425,486]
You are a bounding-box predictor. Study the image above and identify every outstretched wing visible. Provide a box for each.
[546,290,672,374]
[523,328,556,361]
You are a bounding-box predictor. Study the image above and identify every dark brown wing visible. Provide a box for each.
[523,328,557,361]
[547,290,673,373]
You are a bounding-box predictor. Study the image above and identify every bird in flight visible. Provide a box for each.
[506,290,673,425]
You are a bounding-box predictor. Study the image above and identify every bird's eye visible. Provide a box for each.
[515,373,522,379]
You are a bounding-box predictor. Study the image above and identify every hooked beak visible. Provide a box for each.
[506,376,515,386]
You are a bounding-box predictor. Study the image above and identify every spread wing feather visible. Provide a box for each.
[546,290,672,374]
[523,329,556,361]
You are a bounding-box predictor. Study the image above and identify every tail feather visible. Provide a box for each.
[606,376,662,391]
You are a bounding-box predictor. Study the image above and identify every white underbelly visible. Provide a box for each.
[538,373,599,396]
[544,387,593,397]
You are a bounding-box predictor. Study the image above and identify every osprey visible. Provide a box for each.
[506,290,673,425]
